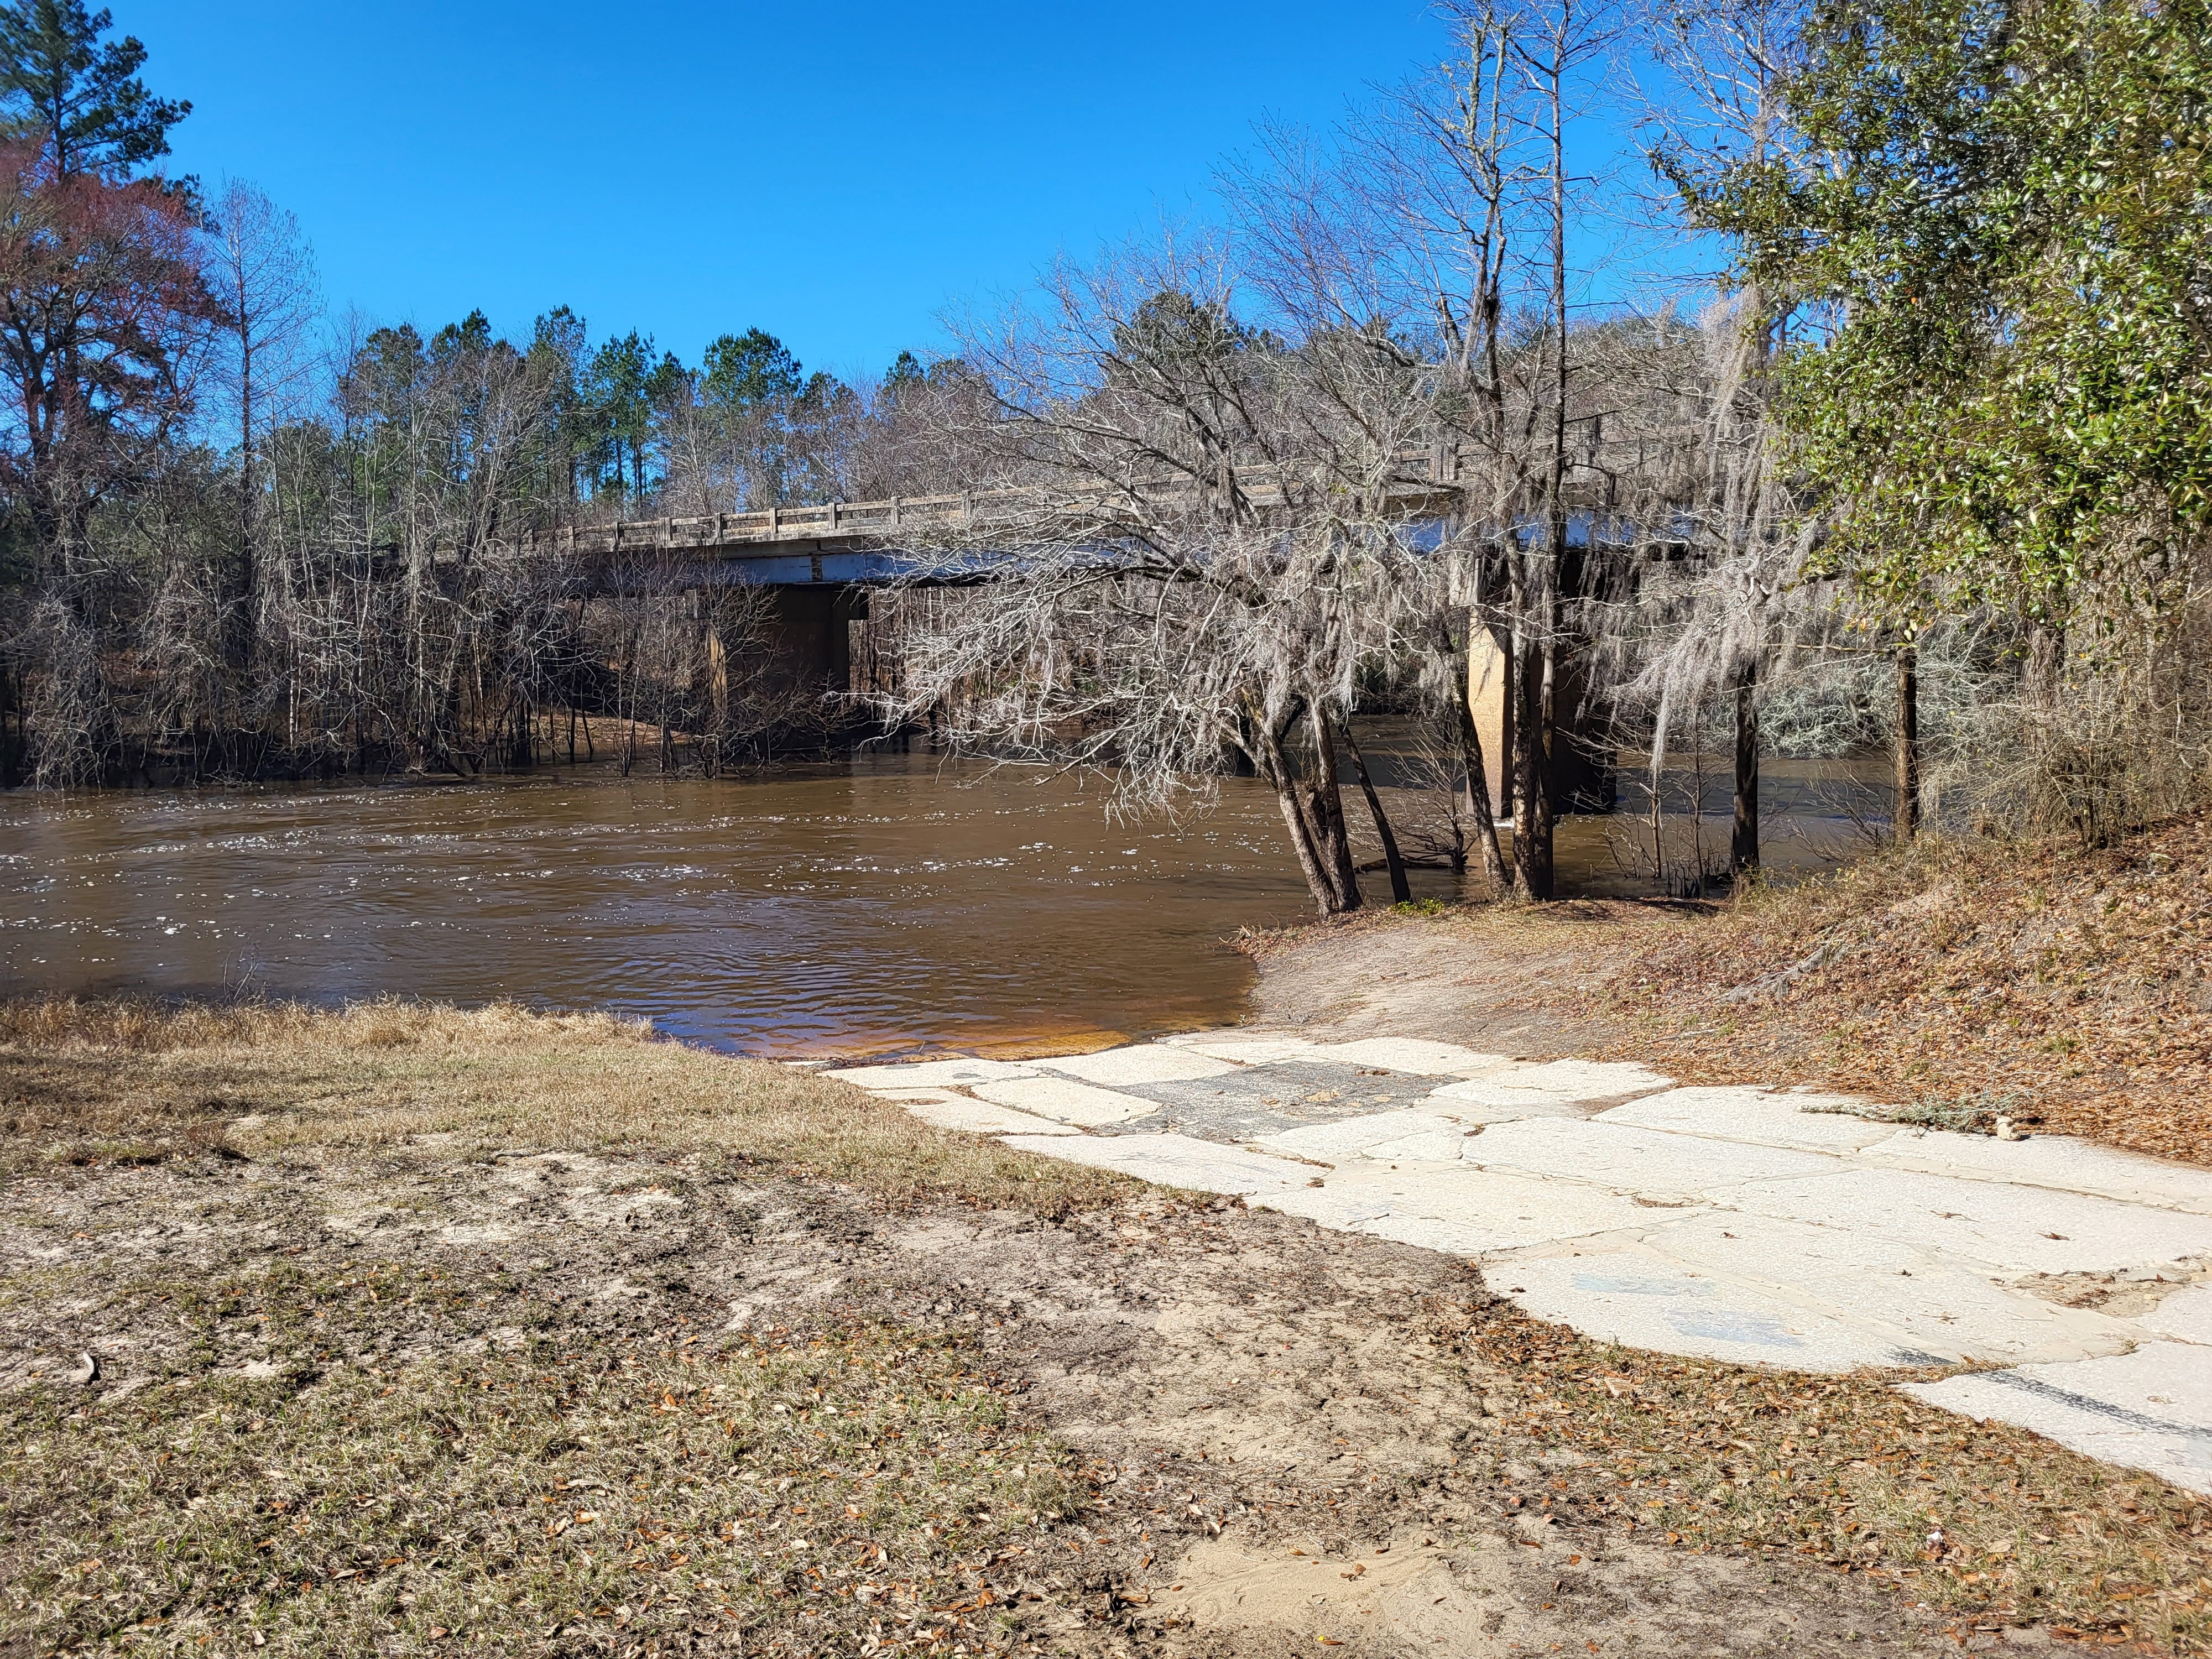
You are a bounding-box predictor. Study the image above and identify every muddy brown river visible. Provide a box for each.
[2,750,1883,1056]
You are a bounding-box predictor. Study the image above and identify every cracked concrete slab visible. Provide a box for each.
[1500,1249,1950,1371]
[1858,1126,2212,1215]
[1039,1045,1235,1086]
[1307,1037,1507,1076]
[1256,1165,1663,1255]
[1633,1213,2140,1366]
[1432,1058,1675,1111]
[1726,1165,2212,1275]
[901,1096,1081,1136]
[969,1075,1160,1127]
[1363,1128,1485,1162]
[845,1083,967,1106]
[997,1132,1314,1196]
[1255,1109,1475,1164]
[1158,1031,1326,1065]
[1597,1087,1901,1153]
[2141,1284,2212,1344]
[888,1031,2212,1491]
[1465,1117,1849,1201]
[1100,1060,1447,1142]
[1903,1344,2212,1496]
[822,1057,1040,1089]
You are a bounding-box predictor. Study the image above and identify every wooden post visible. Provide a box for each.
[769,503,780,536]
[1895,645,1921,841]
[828,499,840,531]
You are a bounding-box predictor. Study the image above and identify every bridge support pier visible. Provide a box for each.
[1467,628,1615,817]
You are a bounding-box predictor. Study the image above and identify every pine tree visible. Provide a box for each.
[0,0,187,179]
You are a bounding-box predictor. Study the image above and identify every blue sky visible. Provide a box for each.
[132,1,1463,384]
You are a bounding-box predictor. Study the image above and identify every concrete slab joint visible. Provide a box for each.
[841,1030,2212,1496]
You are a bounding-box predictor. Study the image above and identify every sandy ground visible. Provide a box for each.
[1238,902,1671,1058]
[3,1141,1959,1657]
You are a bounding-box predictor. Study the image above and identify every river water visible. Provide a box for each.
[1,749,1886,1057]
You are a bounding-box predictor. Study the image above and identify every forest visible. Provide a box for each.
[1,0,2207,912]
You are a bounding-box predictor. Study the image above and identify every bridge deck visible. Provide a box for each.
[509,450,1469,582]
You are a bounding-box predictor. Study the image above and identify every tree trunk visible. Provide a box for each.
[1338,716,1411,905]
[1254,710,1347,916]
[1895,645,1921,842]
[235,331,257,679]
[1516,20,1571,907]
[1512,619,1557,901]
[1307,703,1364,912]
[1731,658,1760,877]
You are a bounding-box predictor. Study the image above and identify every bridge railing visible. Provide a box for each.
[510,445,1467,559]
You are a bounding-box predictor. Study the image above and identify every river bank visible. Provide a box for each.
[1239,812,2212,1169]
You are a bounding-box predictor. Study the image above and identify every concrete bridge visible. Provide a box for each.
[509,449,1472,585]
[508,455,1467,718]
[512,451,1615,811]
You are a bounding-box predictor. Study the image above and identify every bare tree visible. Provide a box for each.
[875,239,1442,915]
[204,176,317,677]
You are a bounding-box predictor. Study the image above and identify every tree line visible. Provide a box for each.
[0,0,978,786]
[2,0,2206,915]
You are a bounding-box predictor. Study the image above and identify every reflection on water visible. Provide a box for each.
[0,748,1891,1055]
[1554,753,1895,897]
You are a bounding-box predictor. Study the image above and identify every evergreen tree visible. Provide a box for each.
[1677,0,2212,633]
[0,0,187,179]
[700,327,801,409]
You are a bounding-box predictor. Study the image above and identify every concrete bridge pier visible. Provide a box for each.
[1467,629,1616,817]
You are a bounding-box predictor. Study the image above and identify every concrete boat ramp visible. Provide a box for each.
[821,1033,2212,1497]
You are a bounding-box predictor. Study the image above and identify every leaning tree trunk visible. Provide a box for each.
[1337,716,1411,905]
[1252,708,1351,916]
[1731,658,1760,877]
[1307,704,1364,913]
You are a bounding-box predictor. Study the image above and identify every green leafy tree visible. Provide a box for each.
[1677,0,2212,635]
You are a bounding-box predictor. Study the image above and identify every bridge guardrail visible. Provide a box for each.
[506,446,1467,560]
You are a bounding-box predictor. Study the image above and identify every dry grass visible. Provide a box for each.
[4,1265,1080,1658]
[1433,1297,2212,1651]
[1588,813,2212,1165]
[0,998,1144,1657]
[0,997,1134,1215]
